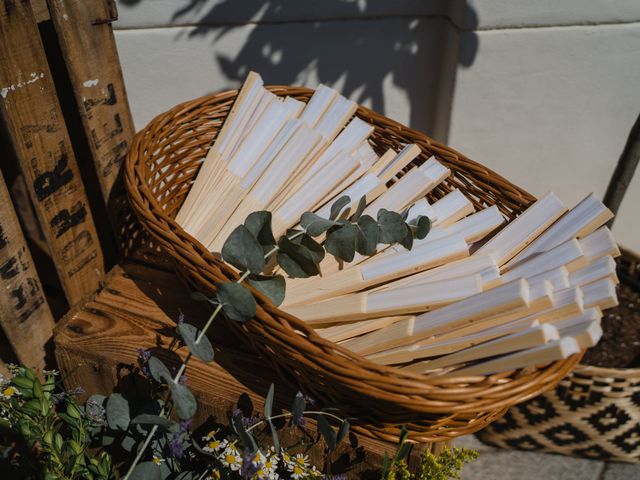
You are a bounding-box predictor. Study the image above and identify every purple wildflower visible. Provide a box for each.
[85,399,106,425]
[179,419,192,432]
[136,348,151,362]
[169,433,185,459]
[177,312,185,325]
[179,374,188,385]
[240,449,260,479]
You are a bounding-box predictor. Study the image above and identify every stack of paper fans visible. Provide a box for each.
[176,72,619,377]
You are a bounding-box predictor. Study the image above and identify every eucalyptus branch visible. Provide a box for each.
[246,410,347,433]
[120,196,431,478]
[123,228,305,479]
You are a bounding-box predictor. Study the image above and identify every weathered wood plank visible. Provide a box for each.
[0,0,105,305]
[0,172,55,370]
[29,0,48,22]
[54,264,439,476]
[46,0,135,205]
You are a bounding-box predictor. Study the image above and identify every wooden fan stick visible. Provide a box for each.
[373,316,542,367]
[505,193,613,269]
[177,72,263,225]
[286,274,482,325]
[476,192,567,266]
[404,323,561,372]
[569,256,617,287]
[282,233,469,306]
[341,278,530,355]
[315,316,410,343]
[450,337,581,377]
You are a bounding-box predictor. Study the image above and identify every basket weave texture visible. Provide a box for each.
[478,249,640,462]
[124,86,583,443]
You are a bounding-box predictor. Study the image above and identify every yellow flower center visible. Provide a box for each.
[294,465,304,474]
[207,440,220,449]
[226,454,238,464]
[296,457,306,466]
[2,387,16,397]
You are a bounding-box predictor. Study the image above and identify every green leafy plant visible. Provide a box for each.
[380,426,478,480]
[0,366,114,479]
[110,195,431,478]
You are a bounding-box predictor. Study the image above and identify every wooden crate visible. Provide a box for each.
[0,0,133,366]
[54,263,442,475]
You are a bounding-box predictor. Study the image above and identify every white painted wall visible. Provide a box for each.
[113,0,640,251]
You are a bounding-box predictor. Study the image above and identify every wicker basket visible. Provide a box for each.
[477,248,640,462]
[124,86,583,443]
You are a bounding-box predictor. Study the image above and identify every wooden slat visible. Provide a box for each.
[0,172,55,370]
[0,0,104,305]
[46,0,135,203]
[30,0,49,22]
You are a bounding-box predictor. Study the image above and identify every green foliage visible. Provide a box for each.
[217,282,257,322]
[0,366,114,479]
[112,197,432,478]
[381,425,478,480]
[177,323,214,362]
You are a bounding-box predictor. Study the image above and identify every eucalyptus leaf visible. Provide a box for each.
[378,209,408,244]
[231,414,258,454]
[299,234,325,264]
[277,237,321,278]
[129,462,161,480]
[218,282,257,322]
[337,419,350,444]
[264,383,275,420]
[131,414,178,432]
[105,393,130,431]
[300,212,339,237]
[268,419,281,454]
[247,274,286,307]
[415,215,432,240]
[325,223,358,262]
[221,225,265,273]
[148,356,172,384]
[190,291,216,304]
[177,323,214,362]
[400,226,414,250]
[244,211,276,247]
[121,433,137,453]
[401,205,412,221]
[356,214,379,256]
[291,394,305,426]
[329,195,351,220]
[317,415,337,451]
[350,195,368,222]
[169,383,197,420]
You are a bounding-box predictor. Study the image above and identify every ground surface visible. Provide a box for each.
[454,435,640,480]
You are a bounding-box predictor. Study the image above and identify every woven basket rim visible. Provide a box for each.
[124,85,584,441]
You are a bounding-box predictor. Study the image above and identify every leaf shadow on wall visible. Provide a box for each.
[147,0,480,141]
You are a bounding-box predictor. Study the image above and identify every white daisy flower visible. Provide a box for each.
[289,464,306,480]
[151,455,164,465]
[202,437,226,453]
[221,444,242,471]
[0,386,20,399]
[290,453,309,470]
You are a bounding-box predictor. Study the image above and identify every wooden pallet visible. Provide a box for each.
[0,0,133,367]
[54,263,442,474]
